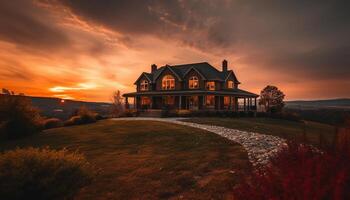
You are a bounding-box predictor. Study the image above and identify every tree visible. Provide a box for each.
[111,90,124,117]
[0,92,42,139]
[259,85,285,113]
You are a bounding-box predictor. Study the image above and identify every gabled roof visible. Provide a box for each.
[134,72,152,84]
[137,62,240,83]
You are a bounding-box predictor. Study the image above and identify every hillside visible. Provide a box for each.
[286,98,350,110]
[29,96,112,120]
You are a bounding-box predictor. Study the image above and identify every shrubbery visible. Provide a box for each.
[0,95,42,139]
[42,118,63,129]
[120,109,138,117]
[0,147,95,200]
[65,106,99,126]
[234,136,350,200]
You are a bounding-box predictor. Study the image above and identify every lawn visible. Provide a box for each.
[183,117,336,148]
[0,120,251,199]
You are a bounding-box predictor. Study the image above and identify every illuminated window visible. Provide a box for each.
[140,80,149,91]
[206,95,215,106]
[163,96,175,105]
[189,76,199,89]
[227,81,234,89]
[206,81,215,90]
[162,75,175,90]
[224,96,230,106]
[141,96,151,105]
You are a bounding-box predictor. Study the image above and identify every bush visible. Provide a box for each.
[0,95,42,139]
[42,118,63,129]
[65,107,98,126]
[77,106,97,124]
[120,109,138,117]
[64,116,83,126]
[0,147,95,200]
[234,140,350,200]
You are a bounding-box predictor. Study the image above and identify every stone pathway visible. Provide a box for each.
[111,117,287,166]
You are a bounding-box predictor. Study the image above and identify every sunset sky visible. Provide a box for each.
[0,0,349,102]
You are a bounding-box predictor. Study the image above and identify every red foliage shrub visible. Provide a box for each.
[235,137,350,200]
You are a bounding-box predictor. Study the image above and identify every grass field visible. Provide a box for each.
[183,117,336,148]
[0,120,250,199]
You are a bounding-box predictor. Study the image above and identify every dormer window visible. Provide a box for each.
[189,76,199,89]
[162,75,175,90]
[140,80,149,91]
[206,81,215,90]
[227,81,234,89]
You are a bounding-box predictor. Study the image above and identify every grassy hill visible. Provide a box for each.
[0,120,250,199]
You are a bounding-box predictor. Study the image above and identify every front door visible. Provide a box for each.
[188,96,198,110]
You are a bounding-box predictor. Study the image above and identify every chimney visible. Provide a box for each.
[222,59,228,72]
[151,64,157,73]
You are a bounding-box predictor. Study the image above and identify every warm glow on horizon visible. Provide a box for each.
[0,1,349,102]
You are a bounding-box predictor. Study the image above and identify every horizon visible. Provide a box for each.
[1,0,349,102]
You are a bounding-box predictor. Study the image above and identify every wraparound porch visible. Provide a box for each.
[124,94,257,112]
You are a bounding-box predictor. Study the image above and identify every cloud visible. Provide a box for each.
[0,0,349,101]
[0,0,70,50]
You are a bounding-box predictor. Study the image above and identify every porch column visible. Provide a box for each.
[150,96,153,109]
[179,96,182,109]
[217,96,220,110]
[134,96,137,110]
[229,96,232,110]
[203,95,206,109]
[125,97,129,109]
[255,98,257,111]
[244,98,246,112]
[248,98,251,111]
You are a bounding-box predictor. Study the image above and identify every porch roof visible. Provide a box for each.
[123,89,259,98]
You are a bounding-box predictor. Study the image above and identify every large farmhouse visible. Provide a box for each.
[123,60,258,112]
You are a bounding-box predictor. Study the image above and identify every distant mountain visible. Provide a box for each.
[286,98,350,110]
[28,96,112,120]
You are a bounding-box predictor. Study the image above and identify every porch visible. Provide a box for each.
[124,94,257,112]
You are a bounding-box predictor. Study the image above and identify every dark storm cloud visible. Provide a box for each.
[0,0,69,49]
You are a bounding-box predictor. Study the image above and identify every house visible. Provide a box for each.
[123,60,259,112]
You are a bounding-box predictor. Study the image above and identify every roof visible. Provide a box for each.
[123,88,258,97]
[136,62,240,84]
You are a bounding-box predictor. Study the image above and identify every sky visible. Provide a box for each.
[0,0,349,102]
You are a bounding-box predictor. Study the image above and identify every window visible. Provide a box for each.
[206,81,215,90]
[189,76,199,89]
[162,75,175,90]
[206,95,215,106]
[163,96,175,105]
[227,81,234,89]
[224,96,230,106]
[141,96,151,105]
[140,80,149,91]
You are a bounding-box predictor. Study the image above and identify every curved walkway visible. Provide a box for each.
[111,117,287,166]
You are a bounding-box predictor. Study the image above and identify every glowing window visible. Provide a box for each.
[189,76,199,89]
[162,75,175,90]
[140,80,149,91]
[224,96,230,106]
[206,95,215,106]
[141,96,151,105]
[206,81,215,90]
[227,81,234,89]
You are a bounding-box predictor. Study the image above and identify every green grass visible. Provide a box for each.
[0,120,250,199]
[183,117,336,148]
